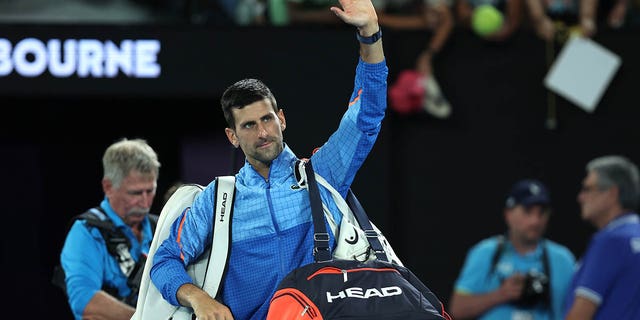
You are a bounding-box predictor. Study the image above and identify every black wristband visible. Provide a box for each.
[356,28,382,44]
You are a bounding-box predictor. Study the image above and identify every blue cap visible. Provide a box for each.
[505,179,551,208]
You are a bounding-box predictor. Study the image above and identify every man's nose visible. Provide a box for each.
[257,124,268,138]
[140,191,154,206]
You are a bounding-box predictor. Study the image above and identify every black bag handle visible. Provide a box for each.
[302,159,389,263]
[304,160,332,263]
[346,190,388,262]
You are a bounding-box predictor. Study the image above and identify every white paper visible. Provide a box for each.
[544,36,621,113]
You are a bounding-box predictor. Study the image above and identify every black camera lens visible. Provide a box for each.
[514,271,550,308]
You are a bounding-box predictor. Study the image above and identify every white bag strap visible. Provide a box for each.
[132,183,205,320]
[132,177,236,320]
[201,175,236,298]
[295,159,404,266]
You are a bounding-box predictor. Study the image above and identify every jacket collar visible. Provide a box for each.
[238,143,298,185]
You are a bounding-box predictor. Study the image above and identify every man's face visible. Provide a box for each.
[225,98,286,169]
[104,170,157,226]
[577,171,614,225]
[506,204,550,245]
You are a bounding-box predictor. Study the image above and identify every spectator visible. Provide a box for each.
[186,0,267,25]
[377,0,454,118]
[598,0,640,30]
[525,0,598,41]
[286,0,344,24]
[264,0,343,25]
[450,179,576,320]
[236,0,269,25]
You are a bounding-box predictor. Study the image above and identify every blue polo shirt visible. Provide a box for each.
[563,213,640,319]
[60,198,155,320]
[454,236,576,319]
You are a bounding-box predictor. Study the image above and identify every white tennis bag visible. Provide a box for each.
[131,176,236,320]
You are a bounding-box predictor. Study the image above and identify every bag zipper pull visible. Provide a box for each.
[301,305,310,316]
[342,269,348,282]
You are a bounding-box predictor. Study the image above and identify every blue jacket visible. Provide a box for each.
[150,58,388,320]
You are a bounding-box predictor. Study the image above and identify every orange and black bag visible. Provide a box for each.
[266,161,451,320]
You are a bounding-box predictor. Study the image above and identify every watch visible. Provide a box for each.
[356,28,382,44]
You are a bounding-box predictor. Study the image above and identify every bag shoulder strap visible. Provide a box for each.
[79,209,159,250]
[132,178,236,320]
[133,183,206,320]
[53,207,140,304]
[52,207,114,293]
[489,235,550,277]
[345,190,388,262]
[78,208,135,274]
[298,159,389,263]
[489,234,506,275]
[77,207,114,230]
[201,175,236,298]
[302,161,332,263]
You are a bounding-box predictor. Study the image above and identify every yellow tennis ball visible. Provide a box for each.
[472,4,504,37]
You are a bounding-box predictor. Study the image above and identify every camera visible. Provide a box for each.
[514,270,550,308]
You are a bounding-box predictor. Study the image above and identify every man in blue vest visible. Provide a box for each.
[450,178,576,320]
[59,138,160,320]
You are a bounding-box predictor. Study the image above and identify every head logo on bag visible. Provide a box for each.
[326,285,403,302]
[219,192,229,222]
[344,226,359,245]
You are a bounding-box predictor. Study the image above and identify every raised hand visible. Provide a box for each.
[330,0,378,31]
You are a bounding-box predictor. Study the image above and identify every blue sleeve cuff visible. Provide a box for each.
[357,57,387,72]
[166,263,193,306]
[151,258,193,306]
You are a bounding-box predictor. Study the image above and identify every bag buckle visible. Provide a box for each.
[364,230,378,239]
[314,233,330,242]
[313,232,332,262]
[313,246,332,263]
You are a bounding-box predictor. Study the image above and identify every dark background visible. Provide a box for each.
[2,24,639,317]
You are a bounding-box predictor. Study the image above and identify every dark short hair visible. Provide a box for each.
[220,78,278,129]
[587,155,640,210]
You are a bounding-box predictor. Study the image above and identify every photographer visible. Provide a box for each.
[449,179,576,320]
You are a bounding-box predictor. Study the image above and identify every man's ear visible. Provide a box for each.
[225,128,239,148]
[608,185,620,203]
[504,208,512,224]
[278,109,286,131]
[102,178,113,196]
